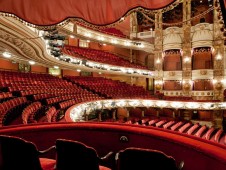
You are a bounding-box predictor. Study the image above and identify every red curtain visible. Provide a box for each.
[0,0,175,26]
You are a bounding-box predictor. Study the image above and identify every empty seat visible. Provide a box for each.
[0,135,55,170]
[178,122,192,133]
[203,127,215,140]
[170,121,184,131]
[194,125,208,137]
[55,139,113,170]
[116,147,184,170]
[155,119,167,128]
[186,123,200,135]
[210,129,224,143]
[163,120,175,129]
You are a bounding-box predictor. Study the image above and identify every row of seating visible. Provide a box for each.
[58,99,76,110]
[0,70,223,133]
[0,92,13,99]
[100,27,127,38]
[75,21,127,38]
[0,135,183,170]
[46,106,57,122]
[0,97,27,124]
[122,118,226,146]
[64,76,155,99]
[0,71,105,125]
[162,96,193,101]
[62,45,148,69]
[22,101,42,124]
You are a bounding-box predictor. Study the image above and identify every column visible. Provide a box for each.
[182,0,192,96]
[213,0,224,101]
[154,13,163,93]
[98,112,102,121]
[112,110,116,120]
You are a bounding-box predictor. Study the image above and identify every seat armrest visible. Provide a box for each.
[178,161,184,170]
[100,151,114,161]
[38,145,56,155]
[99,151,115,169]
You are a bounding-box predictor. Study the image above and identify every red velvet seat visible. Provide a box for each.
[55,139,113,170]
[116,147,184,170]
[0,135,55,170]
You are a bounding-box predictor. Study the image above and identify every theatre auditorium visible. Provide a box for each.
[0,0,226,170]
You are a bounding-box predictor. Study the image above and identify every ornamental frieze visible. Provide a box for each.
[0,28,36,58]
[182,70,191,77]
[213,70,223,76]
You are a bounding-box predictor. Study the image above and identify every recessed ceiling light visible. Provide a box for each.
[3,52,11,58]
[28,60,35,65]
[54,66,59,69]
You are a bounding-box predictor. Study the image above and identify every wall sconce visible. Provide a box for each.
[184,57,190,63]
[216,53,222,60]
[156,59,160,64]
[212,79,217,84]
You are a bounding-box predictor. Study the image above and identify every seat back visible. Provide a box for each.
[0,135,42,170]
[116,147,179,170]
[55,139,100,170]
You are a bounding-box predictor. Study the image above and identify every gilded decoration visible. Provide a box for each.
[183,70,191,77]
[155,84,161,90]
[214,61,223,70]
[215,82,222,90]
[200,70,207,75]
[183,83,190,91]
[214,70,223,76]
[0,28,36,58]
[168,71,175,76]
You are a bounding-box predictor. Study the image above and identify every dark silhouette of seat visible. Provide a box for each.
[116,147,184,170]
[55,139,113,170]
[0,135,56,170]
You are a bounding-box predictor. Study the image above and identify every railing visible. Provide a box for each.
[0,122,225,170]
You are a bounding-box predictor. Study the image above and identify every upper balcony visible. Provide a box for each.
[61,22,154,53]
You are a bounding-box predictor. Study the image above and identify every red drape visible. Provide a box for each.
[0,0,175,26]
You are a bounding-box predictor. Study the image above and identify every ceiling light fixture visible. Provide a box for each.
[2,52,12,58]
[28,60,35,65]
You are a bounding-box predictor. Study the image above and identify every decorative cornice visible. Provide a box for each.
[0,27,36,60]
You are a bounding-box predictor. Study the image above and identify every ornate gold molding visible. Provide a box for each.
[0,27,37,59]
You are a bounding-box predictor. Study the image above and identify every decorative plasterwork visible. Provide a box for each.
[191,23,213,48]
[163,27,182,50]
[163,91,183,96]
[62,23,154,53]
[0,17,155,78]
[65,99,226,122]
[191,91,214,97]
[0,29,36,58]
[0,17,57,67]
[191,69,213,80]
[163,71,182,80]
